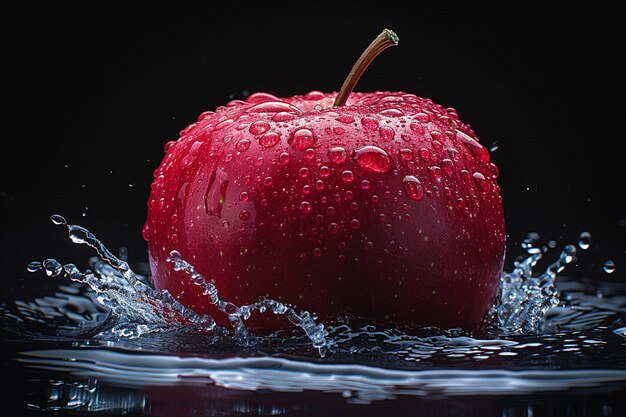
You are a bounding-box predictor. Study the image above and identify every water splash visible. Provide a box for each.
[493,232,579,334]
[25,215,618,356]
[29,215,334,355]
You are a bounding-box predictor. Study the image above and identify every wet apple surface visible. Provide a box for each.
[145,90,505,329]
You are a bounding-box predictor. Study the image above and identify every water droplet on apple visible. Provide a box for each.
[239,210,250,221]
[400,149,413,161]
[249,120,270,135]
[361,117,379,131]
[246,101,302,114]
[403,175,425,201]
[299,201,312,215]
[441,158,454,174]
[380,108,404,117]
[432,140,443,150]
[289,128,316,150]
[577,232,591,250]
[142,222,150,241]
[328,222,339,234]
[415,112,430,123]
[164,141,176,153]
[319,166,330,178]
[315,180,325,191]
[204,169,229,218]
[336,115,355,124]
[170,233,179,244]
[239,191,249,202]
[279,152,290,164]
[341,170,354,182]
[329,147,347,164]
[603,260,615,274]
[259,131,280,147]
[472,172,490,192]
[304,148,316,160]
[264,176,274,187]
[361,180,371,190]
[456,129,490,164]
[299,167,309,178]
[236,138,251,152]
[429,166,442,182]
[302,185,311,195]
[353,146,395,174]
[378,125,395,141]
[313,248,322,257]
[418,148,430,160]
[272,112,296,122]
[350,219,361,229]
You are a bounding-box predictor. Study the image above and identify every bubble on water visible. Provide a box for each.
[288,128,316,151]
[603,260,615,274]
[259,132,280,148]
[577,232,591,250]
[402,176,424,201]
[353,146,395,174]
[51,214,67,225]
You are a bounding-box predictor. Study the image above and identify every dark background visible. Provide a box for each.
[1,2,624,294]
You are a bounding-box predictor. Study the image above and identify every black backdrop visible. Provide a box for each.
[1,2,624,295]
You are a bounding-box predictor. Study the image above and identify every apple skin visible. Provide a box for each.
[144,91,505,330]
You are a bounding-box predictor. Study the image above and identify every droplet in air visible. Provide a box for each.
[43,258,62,277]
[603,260,615,274]
[51,214,67,225]
[27,261,42,272]
[577,232,591,250]
[403,175,424,201]
[353,146,395,174]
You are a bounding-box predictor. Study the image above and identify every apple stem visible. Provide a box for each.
[333,29,399,107]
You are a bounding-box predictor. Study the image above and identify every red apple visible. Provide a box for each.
[144,30,505,330]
